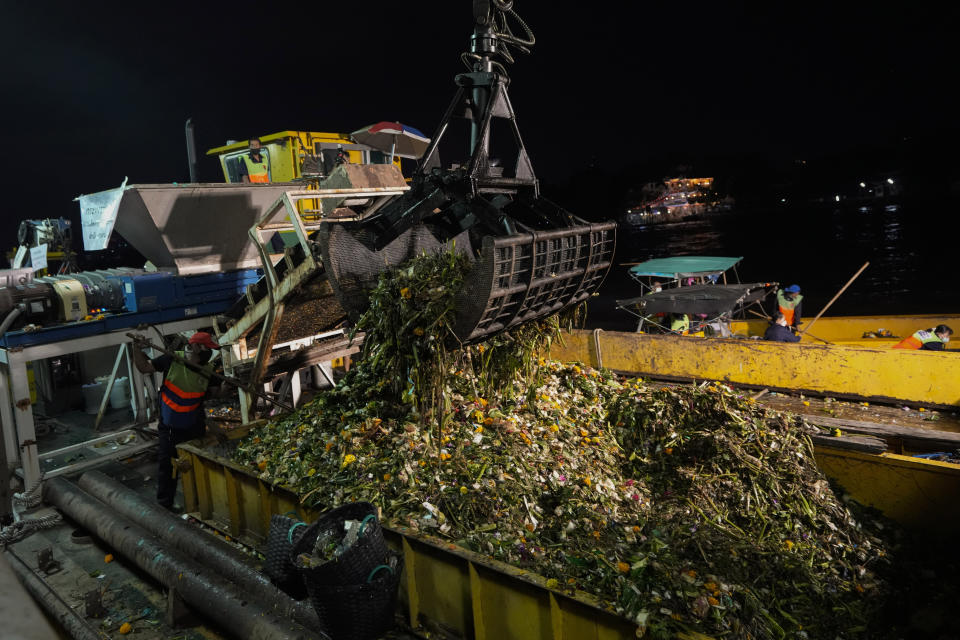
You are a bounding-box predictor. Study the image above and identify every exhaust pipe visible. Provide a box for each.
[77,471,319,629]
[185,118,198,183]
[43,477,317,640]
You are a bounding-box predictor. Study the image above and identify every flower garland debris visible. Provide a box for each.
[234,249,890,639]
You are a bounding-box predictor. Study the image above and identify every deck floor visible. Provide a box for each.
[7,415,420,640]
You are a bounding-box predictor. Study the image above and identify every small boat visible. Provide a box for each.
[616,256,776,334]
[622,177,734,226]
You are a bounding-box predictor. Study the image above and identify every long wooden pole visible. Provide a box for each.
[747,309,832,344]
[800,262,869,337]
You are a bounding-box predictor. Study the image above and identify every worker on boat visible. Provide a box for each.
[774,284,803,330]
[133,331,221,511]
[764,312,801,343]
[239,138,270,183]
[893,324,954,351]
[670,313,689,335]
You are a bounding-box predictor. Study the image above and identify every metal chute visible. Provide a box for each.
[319,1,616,343]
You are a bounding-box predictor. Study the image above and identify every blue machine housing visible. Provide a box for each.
[0,269,260,348]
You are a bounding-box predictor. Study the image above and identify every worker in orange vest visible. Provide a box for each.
[775,284,803,330]
[893,324,953,351]
[239,138,271,183]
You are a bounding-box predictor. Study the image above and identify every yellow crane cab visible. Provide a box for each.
[205,130,403,184]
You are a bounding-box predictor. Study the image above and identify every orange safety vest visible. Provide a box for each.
[240,152,270,183]
[893,329,942,350]
[159,353,213,427]
[777,290,802,326]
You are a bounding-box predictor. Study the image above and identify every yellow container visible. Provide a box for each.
[176,434,661,640]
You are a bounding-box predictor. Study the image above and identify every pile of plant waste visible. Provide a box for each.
[234,249,891,639]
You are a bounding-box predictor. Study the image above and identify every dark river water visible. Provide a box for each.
[587,196,960,330]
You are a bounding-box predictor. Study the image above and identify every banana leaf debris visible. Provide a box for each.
[234,250,895,639]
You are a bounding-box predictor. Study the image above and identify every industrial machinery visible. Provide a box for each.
[318,1,616,343]
[8,217,77,275]
[206,130,402,185]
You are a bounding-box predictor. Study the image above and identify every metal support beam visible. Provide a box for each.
[94,344,126,431]
[0,315,218,487]
[43,477,315,640]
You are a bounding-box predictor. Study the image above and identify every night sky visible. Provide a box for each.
[6,2,958,250]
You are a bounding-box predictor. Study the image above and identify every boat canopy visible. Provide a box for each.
[617,283,775,316]
[628,256,743,279]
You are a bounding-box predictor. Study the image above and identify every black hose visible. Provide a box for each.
[0,305,24,335]
[5,549,102,640]
[77,470,320,630]
[43,477,318,640]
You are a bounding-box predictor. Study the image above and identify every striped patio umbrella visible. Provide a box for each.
[350,121,430,161]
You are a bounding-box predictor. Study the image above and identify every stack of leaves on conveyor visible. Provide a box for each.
[234,249,891,639]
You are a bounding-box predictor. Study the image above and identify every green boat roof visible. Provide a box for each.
[628,256,743,279]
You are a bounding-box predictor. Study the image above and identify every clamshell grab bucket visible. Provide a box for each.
[320,221,616,344]
[452,222,616,342]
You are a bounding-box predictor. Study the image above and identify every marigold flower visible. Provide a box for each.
[525,523,535,532]
[549,424,559,433]
[583,477,592,486]
[400,287,412,299]
[325,442,334,451]
[665,447,674,455]
[704,582,718,591]
[383,473,391,481]
[707,596,719,606]
[341,454,356,468]
[413,327,425,336]
[617,561,630,574]
[687,569,697,578]
[784,539,794,550]
[257,460,267,470]
[460,486,469,495]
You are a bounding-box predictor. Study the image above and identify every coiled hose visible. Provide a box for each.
[0,474,62,549]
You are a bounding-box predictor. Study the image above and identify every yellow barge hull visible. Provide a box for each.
[549,329,960,408]
[177,399,960,639]
[177,439,649,640]
[728,313,960,345]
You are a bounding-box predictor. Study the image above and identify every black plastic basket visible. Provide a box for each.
[264,514,310,598]
[306,550,404,640]
[291,502,388,587]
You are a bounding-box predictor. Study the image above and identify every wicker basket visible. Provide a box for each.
[263,514,310,598]
[305,550,404,640]
[291,502,388,586]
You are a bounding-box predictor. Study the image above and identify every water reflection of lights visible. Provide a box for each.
[858,206,871,213]
[884,204,899,213]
